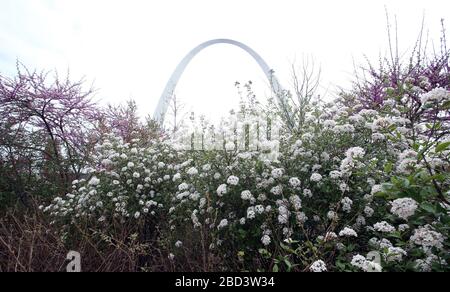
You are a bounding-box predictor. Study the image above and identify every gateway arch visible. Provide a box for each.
[154,39,287,124]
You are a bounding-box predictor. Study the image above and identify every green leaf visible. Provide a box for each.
[384,162,393,173]
[284,259,293,271]
[387,231,402,239]
[420,202,437,215]
[435,141,450,153]
[440,214,450,225]
[280,243,295,254]
[258,248,271,258]
[442,100,450,110]
[388,124,397,132]
[273,264,279,273]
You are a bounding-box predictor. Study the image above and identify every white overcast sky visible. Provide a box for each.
[1,0,449,122]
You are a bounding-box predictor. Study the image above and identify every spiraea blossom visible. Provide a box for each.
[341,197,353,213]
[351,254,382,272]
[187,167,199,176]
[327,211,338,221]
[289,177,301,188]
[339,227,358,238]
[329,170,341,179]
[217,184,227,196]
[88,176,100,186]
[278,205,290,224]
[270,185,283,196]
[390,198,418,220]
[271,168,284,179]
[310,173,323,182]
[373,221,396,233]
[218,219,229,230]
[396,150,418,174]
[261,235,271,246]
[420,87,450,106]
[340,147,366,174]
[227,176,240,186]
[303,189,313,198]
[345,147,366,160]
[371,184,383,195]
[410,225,445,250]
[309,260,327,272]
[178,182,189,191]
[247,207,256,220]
[364,206,374,217]
[241,190,253,201]
[415,254,445,272]
[385,246,407,263]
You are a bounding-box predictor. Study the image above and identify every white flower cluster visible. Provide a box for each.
[227,175,240,186]
[415,254,445,272]
[247,207,256,220]
[261,235,271,246]
[270,185,283,196]
[369,238,407,262]
[390,198,418,220]
[420,87,450,106]
[89,176,100,186]
[44,136,174,222]
[364,206,374,217]
[340,147,366,175]
[341,197,353,213]
[289,177,301,188]
[310,173,323,182]
[241,190,254,201]
[350,254,382,272]
[371,184,383,195]
[271,168,284,179]
[339,227,358,237]
[277,204,290,224]
[410,225,445,250]
[373,221,396,233]
[327,210,338,221]
[218,219,229,230]
[309,260,327,272]
[345,147,366,160]
[187,167,199,176]
[217,184,227,196]
[396,150,418,174]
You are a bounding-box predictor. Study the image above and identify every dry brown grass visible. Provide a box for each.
[0,206,173,272]
[0,200,232,272]
[0,210,67,272]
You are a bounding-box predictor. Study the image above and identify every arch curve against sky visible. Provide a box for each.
[154,39,285,123]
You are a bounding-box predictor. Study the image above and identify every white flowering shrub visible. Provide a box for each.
[44,135,179,227]
[43,85,450,272]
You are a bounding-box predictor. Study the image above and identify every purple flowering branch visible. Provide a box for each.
[0,64,101,192]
